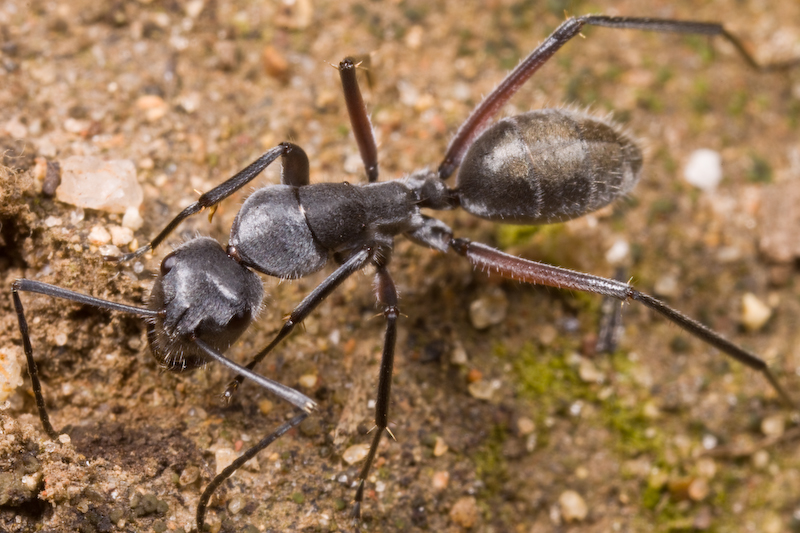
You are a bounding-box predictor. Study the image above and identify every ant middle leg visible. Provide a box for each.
[353,264,398,519]
[195,410,309,531]
[222,246,373,402]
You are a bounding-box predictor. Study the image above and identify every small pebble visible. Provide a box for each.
[99,244,122,258]
[58,434,71,444]
[539,324,558,346]
[0,347,23,403]
[642,401,660,419]
[214,448,237,475]
[88,225,112,244]
[298,374,318,388]
[688,477,710,501]
[54,332,68,346]
[43,160,61,196]
[177,92,202,114]
[578,357,604,384]
[262,46,289,80]
[342,444,370,465]
[654,273,679,298]
[669,476,710,501]
[695,457,716,479]
[122,207,144,231]
[752,449,769,470]
[432,470,449,491]
[21,473,41,491]
[684,149,722,192]
[3,116,28,138]
[404,25,424,49]
[449,496,478,528]
[258,399,273,415]
[450,342,468,365]
[558,490,588,523]
[433,437,448,457]
[605,238,630,265]
[179,466,199,486]
[469,286,508,329]
[299,416,321,437]
[517,417,535,436]
[468,379,498,400]
[44,216,62,227]
[70,208,85,224]
[466,368,482,383]
[227,495,246,515]
[136,94,169,122]
[56,156,143,213]
[185,0,204,18]
[741,293,771,332]
[109,225,134,247]
[761,414,785,438]
[317,513,332,530]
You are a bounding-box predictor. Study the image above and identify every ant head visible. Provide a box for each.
[228,185,328,279]
[147,237,264,371]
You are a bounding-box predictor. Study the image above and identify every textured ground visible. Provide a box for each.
[1,1,799,532]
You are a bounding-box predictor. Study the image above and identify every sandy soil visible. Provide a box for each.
[1,1,799,532]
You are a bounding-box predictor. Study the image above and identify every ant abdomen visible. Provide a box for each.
[456,109,642,224]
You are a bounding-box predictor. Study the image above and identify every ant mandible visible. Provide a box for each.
[12,15,798,531]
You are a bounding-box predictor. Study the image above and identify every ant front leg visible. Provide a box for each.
[11,279,160,439]
[353,265,399,520]
[450,238,795,409]
[105,143,299,263]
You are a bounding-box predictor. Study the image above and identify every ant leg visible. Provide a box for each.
[596,267,627,354]
[193,338,316,413]
[13,279,315,428]
[353,265,398,519]
[450,238,795,408]
[339,57,379,182]
[279,142,310,187]
[438,15,800,179]
[222,246,373,402]
[196,410,308,532]
[11,279,159,439]
[106,144,289,263]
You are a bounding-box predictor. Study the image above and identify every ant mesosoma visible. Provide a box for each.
[12,15,798,531]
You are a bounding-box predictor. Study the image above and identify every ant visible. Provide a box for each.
[12,15,799,531]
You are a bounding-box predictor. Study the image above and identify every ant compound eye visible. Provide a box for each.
[160,252,178,276]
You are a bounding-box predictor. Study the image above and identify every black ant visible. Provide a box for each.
[12,15,799,531]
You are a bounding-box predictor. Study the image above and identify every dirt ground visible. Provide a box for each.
[1,0,800,532]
